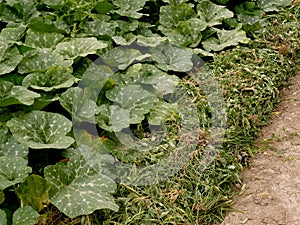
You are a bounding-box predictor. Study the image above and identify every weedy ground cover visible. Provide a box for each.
[0,0,299,225]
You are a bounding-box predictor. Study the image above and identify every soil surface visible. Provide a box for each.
[221,73,300,225]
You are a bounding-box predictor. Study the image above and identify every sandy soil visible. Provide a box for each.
[221,73,300,225]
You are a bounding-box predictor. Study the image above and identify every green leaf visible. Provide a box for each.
[0,46,23,75]
[54,37,108,60]
[112,0,147,19]
[257,0,293,12]
[0,125,28,158]
[159,18,206,47]
[80,16,117,36]
[0,80,40,107]
[44,155,119,218]
[148,102,178,125]
[60,87,97,122]
[102,47,151,70]
[136,35,168,47]
[150,44,193,72]
[28,16,70,34]
[96,104,131,132]
[159,4,196,28]
[12,206,39,225]
[106,84,159,124]
[0,156,31,190]
[0,210,6,225]
[197,1,234,27]
[18,48,73,74]
[25,29,64,49]
[15,175,51,212]
[0,190,4,204]
[202,26,250,52]
[0,22,27,42]
[22,66,75,92]
[7,111,74,149]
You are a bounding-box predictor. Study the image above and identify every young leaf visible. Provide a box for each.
[60,87,97,123]
[18,48,73,74]
[0,46,23,75]
[197,1,234,27]
[22,66,75,92]
[7,111,74,149]
[44,155,119,218]
[0,156,32,190]
[25,29,64,49]
[12,206,39,225]
[15,175,51,212]
[106,84,159,124]
[202,26,250,52]
[0,210,6,225]
[112,0,147,19]
[150,44,193,72]
[54,37,108,60]
[0,80,41,107]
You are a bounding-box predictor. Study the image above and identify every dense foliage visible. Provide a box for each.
[0,0,297,224]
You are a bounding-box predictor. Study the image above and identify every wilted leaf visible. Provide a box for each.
[197,1,234,27]
[112,0,147,19]
[16,175,51,212]
[106,84,159,124]
[12,206,39,225]
[0,80,40,107]
[7,110,74,149]
[18,48,73,74]
[202,26,250,52]
[44,155,119,218]
[60,87,97,122]
[25,29,64,48]
[150,43,193,72]
[0,156,31,190]
[54,37,108,59]
[0,46,23,75]
[22,66,75,91]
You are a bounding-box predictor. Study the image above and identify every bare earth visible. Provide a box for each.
[222,73,300,225]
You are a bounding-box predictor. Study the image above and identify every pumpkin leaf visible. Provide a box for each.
[44,154,119,218]
[7,110,74,149]
[12,206,39,225]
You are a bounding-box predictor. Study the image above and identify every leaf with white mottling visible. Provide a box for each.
[81,17,117,36]
[202,26,250,52]
[55,37,108,59]
[197,1,234,27]
[25,29,64,48]
[44,154,119,218]
[106,84,159,124]
[12,206,39,225]
[112,0,147,19]
[0,23,27,42]
[257,0,293,11]
[60,87,97,122]
[0,125,28,158]
[102,47,150,70]
[16,175,51,212]
[0,156,31,190]
[22,66,75,91]
[0,80,40,107]
[96,104,131,132]
[0,46,23,75]
[7,111,74,149]
[150,44,193,72]
[18,48,73,74]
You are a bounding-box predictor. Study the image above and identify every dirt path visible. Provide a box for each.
[221,73,300,225]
